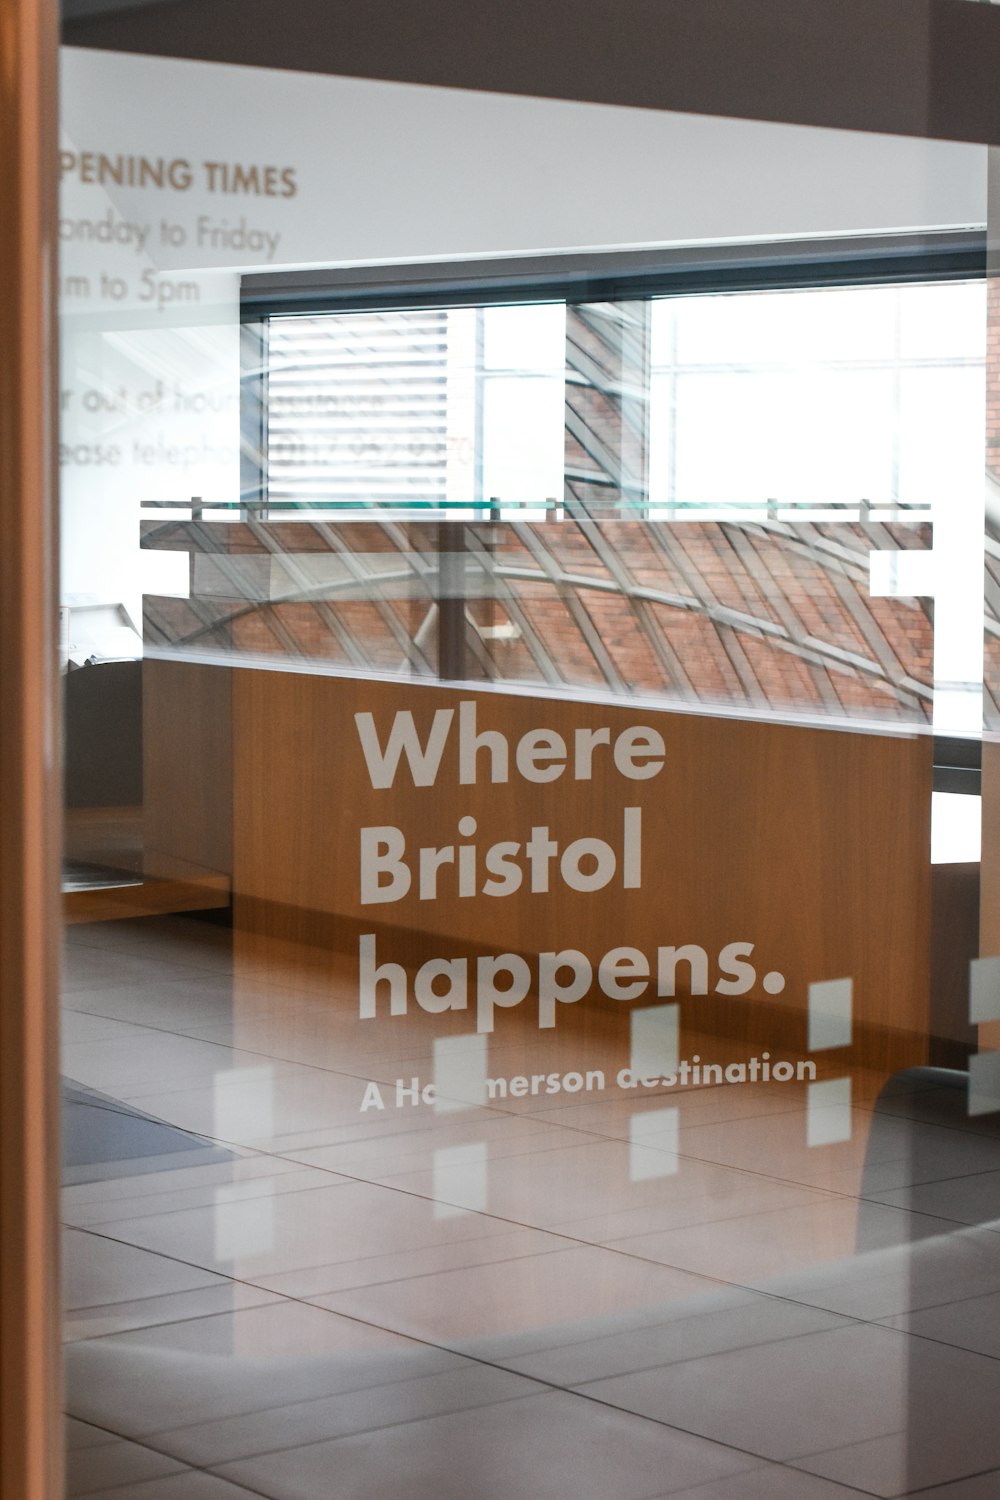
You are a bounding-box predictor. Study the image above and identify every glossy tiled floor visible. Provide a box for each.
[63,915,1000,1499]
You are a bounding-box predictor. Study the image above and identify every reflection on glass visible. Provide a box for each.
[135,279,993,732]
[58,58,997,1499]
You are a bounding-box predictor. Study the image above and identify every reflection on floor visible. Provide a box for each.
[63,914,1000,1500]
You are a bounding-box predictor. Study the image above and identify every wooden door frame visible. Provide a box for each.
[0,0,63,1492]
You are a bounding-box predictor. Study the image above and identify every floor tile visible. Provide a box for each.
[489,1292,850,1387]
[63,1156,327,1229]
[288,1112,594,1182]
[675,1108,1000,1196]
[64,1228,224,1311]
[66,1300,461,1438]
[63,946,225,999]
[903,1472,1000,1498]
[871,1169,1000,1229]
[79,1473,266,1500]
[605,1196,945,1285]
[93,1178,551,1283]
[381,1136,819,1236]
[314,1241,732,1349]
[549,1166,829,1247]
[69,916,235,974]
[750,1223,1000,1320]
[58,914,1000,1500]
[216,1389,757,1500]
[580,1321,1000,1485]
[63,1146,288,1208]
[62,1012,155,1045]
[791,1350,1000,1496]
[576,1322,912,1460]
[67,1435,185,1496]
[65,1280,282,1344]
[63,1030,311,1101]
[66,1418,120,1451]
[531,1081,811,1133]
[662,1464,867,1499]
[858,1077,1000,1136]
[881,1285,1000,1359]
[259,1226,567,1302]
[112,1067,417,1149]
[154,1360,540,1467]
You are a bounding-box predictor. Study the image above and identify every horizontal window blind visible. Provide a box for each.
[265,308,452,508]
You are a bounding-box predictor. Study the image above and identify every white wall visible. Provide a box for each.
[58,45,987,626]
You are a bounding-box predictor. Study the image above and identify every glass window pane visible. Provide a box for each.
[57,48,997,1500]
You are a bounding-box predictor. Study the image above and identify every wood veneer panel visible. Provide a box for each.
[142,658,233,882]
[231,670,931,1076]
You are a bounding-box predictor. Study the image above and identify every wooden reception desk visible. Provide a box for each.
[143,658,933,1079]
